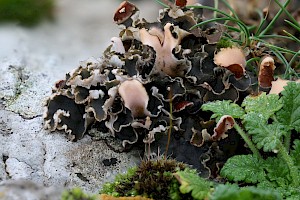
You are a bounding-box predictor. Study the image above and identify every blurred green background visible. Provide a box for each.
[0,0,54,26]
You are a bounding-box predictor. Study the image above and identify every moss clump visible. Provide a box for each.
[100,159,194,200]
[61,187,97,200]
[0,0,54,26]
[101,166,138,197]
[216,37,236,49]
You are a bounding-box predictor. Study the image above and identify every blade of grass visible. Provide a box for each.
[274,0,300,28]
[192,17,239,28]
[154,0,169,7]
[267,45,298,55]
[283,30,300,43]
[187,5,233,19]
[272,48,299,79]
[220,0,240,20]
[214,0,219,19]
[288,50,300,74]
[191,16,250,45]
[259,0,291,36]
[224,24,241,32]
[258,34,299,42]
[246,57,261,67]
[246,57,260,75]
[272,49,291,79]
[284,19,300,32]
[251,37,298,55]
[255,8,269,36]
[189,3,251,45]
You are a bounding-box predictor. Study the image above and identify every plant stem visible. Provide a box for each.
[278,142,300,186]
[233,123,261,158]
[165,89,173,160]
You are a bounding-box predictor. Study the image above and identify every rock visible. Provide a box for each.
[0,1,159,199]
[0,180,61,200]
[0,62,52,119]
[0,64,140,198]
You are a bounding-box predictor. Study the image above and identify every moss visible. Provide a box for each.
[216,37,235,49]
[61,187,97,200]
[100,166,138,197]
[0,0,54,26]
[100,159,194,200]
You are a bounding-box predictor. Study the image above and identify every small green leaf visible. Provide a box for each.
[242,93,282,120]
[244,115,287,152]
[243,112,266,130]
[291,139,300,168]
[201,100,245,121]
[258,182,300,200]
[277,82,300,132]
[264,157,292,187]
[175,170,212,200]
[211,184,281,200]
[220,155,266,183]
[209,184,240,200]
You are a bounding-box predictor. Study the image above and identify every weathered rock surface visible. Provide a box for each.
[0,61,140,198]
[0,0,159,199]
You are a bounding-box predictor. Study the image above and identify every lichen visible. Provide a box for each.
[43,1,271,176]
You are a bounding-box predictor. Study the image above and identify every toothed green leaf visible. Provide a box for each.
[264,157,292,187]
[242,93,282,121]
[291,139,300,168]
[258,182,300,200]
[244,113,287,152]
[175,170,213,200]
[220,155,266,183]
[201,100,245,121]
[211,184,281,200]
[277,82,300,132]
[210,184,240,200]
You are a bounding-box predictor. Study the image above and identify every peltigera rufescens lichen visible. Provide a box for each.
[43,0,273,177]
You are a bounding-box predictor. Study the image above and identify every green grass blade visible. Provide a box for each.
[259,0,290,36]
[258,34,298,41]
[224,24,241,32]
[288,50,300,74]
[272,49,298,79]
[274,0,300,28]
[284,19,300,32]
[220,0,240,20]
[187,5,233,19]
[255,9,268,36]
[191,17,238,29]
[154,0,169,7]
[214,0,219,18]
[283,30,300,43]
[251,37,298,55]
